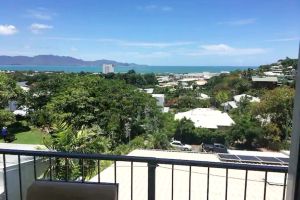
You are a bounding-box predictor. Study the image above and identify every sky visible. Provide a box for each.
[0,0,299,66]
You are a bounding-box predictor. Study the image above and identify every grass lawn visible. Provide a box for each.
[1,121,50,145]
[13,128,49,144]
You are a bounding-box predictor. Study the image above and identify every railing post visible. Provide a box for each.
[286,43,300,200]
[148,161,157,200]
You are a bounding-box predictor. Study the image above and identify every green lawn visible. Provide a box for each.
[1,121,50,145]
[13,128,49,144]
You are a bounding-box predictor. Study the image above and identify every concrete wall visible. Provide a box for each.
[0,157,49,200]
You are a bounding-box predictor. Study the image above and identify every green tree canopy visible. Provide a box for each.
[41,75,162,145]
[252,86,295,141]
[0,73,20,108]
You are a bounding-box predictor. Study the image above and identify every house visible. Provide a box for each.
[221,101,238,112]
[233,94,260,103]
[151,94,165,107]
[143,88,154,94]
[163,107,170,113]
[222,94,259,112]
[7,101,17,112]
[252,76,278,89]
[17,82,30,92]
[13,106,29,117]
[263,71,284,77]
[174,108,235,129]
[197,93,210,100]
[195,79,207,86]
[158,81,178,88]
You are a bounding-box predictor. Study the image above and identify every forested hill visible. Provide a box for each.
[259,57,298,71]
[0,55,140,66]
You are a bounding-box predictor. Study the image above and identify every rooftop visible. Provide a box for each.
[252,76,278,82]
[222,101,238,109]
[151,94,165,98]
[233,94,260,103]
[174,108,235,129]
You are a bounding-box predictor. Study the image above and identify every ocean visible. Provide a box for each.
[0,65,256,74]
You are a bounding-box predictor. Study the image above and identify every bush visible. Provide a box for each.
[174,118,226,145]
[151,132,170,149]
[29,109,51,127]
[175,127,226,145]
[0,109,15,127]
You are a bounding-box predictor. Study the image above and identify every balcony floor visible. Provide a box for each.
[89,149,287,200]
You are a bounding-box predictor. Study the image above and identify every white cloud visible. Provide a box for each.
[266,37,300,42]
[119,41,193,48]
[137,5,173,12]
[187,44,267,56]
[132,51,171,58]
[30,23,53,34]
[70,47,78,52]
[0,25,18,35]
[27,8,56,20]
[41,36,193,48]
[219,18,256,26]
[161,6,173,11]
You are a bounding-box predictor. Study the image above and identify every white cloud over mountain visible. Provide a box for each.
[137,5,173,12]
[30,23,53,34]
[0,25,18,35]
[188,44,267,56]
[27,8,56,20]
[218,18,257,26]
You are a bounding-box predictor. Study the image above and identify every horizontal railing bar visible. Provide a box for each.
[0,149,288,172]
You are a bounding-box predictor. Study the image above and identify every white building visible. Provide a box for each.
[151,94,165,107]
[222,101,238,112]
[222,94,260,112]
[174,108,235,129]
[7,101,17,112]
[195,79,207,86]
[143,88,154,94]
[251,76,278,83]
[197,93,210,100]
[102,64,115,74]
[17,82,30,92]
[233,94,260,103]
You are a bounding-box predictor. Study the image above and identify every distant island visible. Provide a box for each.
[0,55,141,66]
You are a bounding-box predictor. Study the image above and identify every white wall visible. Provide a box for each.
[0,157,49,200]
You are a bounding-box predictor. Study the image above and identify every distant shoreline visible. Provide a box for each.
[0,65,257,74]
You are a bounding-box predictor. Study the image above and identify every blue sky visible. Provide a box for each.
[0,0,299,66]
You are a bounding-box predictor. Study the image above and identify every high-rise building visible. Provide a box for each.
[102,64,114,74]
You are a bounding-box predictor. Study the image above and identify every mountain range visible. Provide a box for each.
[0,55,140,66]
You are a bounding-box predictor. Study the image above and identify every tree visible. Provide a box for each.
[45,122,111,180]
[40,75,162,145]
[252,86,294,141]
[0,73,20,127]
[149,132,170,149]
[214,90,230,106]
[0,73,20,108]
[0,110,15,127]
[226,115,262,148]
[174,118,195,143]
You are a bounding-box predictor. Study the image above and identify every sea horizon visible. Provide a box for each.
[0,65,257,74]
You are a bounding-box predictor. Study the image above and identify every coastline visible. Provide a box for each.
[0,65,256,74]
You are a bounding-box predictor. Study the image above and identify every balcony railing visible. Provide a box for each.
[0,148,289,200]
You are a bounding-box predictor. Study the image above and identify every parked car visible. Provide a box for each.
[201,143,228,153]
[170,140,192,151]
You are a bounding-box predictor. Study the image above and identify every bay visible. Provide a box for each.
[0,65,256,74]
